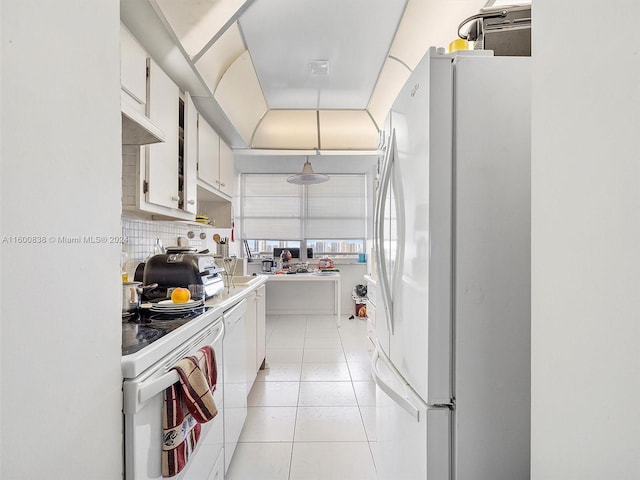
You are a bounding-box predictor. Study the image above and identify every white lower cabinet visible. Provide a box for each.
[255,284,266,371]
[222,301,248,473]
[220,282,267,473]
[245,283,267,393]
[245,290,257,392]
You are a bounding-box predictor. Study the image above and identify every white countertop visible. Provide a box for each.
[261,272,340,281]
[204,274,267,310]
[122,275,267,378]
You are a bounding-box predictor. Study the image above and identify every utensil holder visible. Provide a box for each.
[216,243,228,258]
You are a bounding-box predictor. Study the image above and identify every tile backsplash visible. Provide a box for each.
[121,215,233,279]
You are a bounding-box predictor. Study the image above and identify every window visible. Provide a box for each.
[241,173,366,257]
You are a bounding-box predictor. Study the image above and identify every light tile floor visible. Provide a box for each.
[226,314,377,480]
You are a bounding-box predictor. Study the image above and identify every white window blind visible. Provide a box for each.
[241,173,366,240]
[305,175,366,238]
[242,174,302,239]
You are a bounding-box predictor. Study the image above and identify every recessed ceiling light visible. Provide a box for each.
[309,60,329,76]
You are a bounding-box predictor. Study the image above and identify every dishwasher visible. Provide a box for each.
[222,299,248,472]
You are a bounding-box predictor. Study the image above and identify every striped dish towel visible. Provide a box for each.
[162,345,219,478]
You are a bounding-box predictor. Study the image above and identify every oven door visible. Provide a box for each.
[123,319,224,480]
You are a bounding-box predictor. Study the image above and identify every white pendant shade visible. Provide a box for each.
[287,159,329,184]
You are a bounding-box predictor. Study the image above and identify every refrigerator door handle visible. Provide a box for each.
[371,342,424,420]
[391,133,406,336]
[375,130,396,335]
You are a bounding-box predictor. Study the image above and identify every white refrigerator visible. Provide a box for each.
[372,47,531,480]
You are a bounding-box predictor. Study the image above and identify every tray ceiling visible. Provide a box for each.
[123,0,489,151]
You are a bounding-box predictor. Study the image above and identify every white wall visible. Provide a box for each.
[0,2,123,478]
[531,1,640,478]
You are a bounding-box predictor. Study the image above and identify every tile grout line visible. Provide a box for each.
[286,314,308,480]
[340,315,378,471]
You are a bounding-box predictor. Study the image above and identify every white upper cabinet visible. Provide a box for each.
[197,115,234,198]
[120,24,164,145]
[183,92,198,214]
[197,114,220,190]
[146,58,180,210]
[218,138,234,197]
[120,25,147,108]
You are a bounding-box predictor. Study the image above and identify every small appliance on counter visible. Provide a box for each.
[143,252,224,301]
[261,257,275,273]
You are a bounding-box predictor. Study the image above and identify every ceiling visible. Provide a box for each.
[239,0,406,111]
[121,0,493,157]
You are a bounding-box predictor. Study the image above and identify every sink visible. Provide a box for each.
[232,275,258,285]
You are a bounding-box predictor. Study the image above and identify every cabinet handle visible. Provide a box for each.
[171,195,179,202]
[220,183,225,187]
[187,199,195,205]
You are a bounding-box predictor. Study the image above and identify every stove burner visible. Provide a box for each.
[148,308,206,321]
[122,324,164,355]
[121,306,210,356]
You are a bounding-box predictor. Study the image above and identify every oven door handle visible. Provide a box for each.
[126,321,224,414]
[138,370,181,406]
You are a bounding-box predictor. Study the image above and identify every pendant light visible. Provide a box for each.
[287,156,329,185]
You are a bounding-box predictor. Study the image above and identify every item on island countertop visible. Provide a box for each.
[261,258,275,273]
[318,257,334,269]
[280,250,292,261]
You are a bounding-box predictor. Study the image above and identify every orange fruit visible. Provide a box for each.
[171,287,191,304]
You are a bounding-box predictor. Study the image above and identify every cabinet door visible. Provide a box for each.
[255,285,266,371]
[197,116,220,190]
[120,25,146,106]
[146,58,179,209]
[218,139,234,196]
[183,92,198,214]
[245,292,258,392]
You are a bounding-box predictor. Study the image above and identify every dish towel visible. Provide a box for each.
[162,345,218,478]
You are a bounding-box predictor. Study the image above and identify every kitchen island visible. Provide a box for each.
[261,272,341,324]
